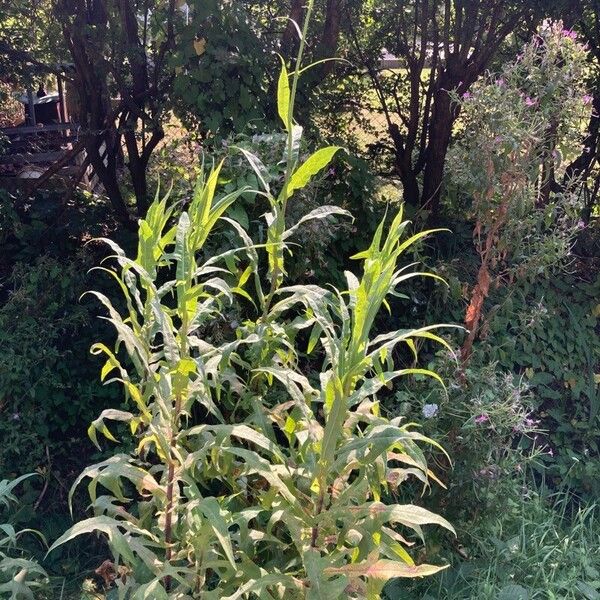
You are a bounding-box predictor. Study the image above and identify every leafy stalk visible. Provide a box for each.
[49,9,455,599]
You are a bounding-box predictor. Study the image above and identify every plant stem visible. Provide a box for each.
[164,391,182,591]
[262,0,315,320]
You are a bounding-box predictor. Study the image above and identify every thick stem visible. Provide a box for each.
[461,202,508,364]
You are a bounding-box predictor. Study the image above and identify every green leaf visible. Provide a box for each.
[304,549,348,600]
[287,147,342,197]
[497,584,530,600]
[277,57,291,130]
[199,498,236,568]
[235,147,271,193]
[47,516,136,564]
[283,205,352,240]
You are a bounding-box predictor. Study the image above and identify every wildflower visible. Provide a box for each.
[422,403,439,419]
[462,91,472,100]
[577,220,586,229]
[548,448,554,457]
[562,28,578,40]
[524,417,540,427]
[474,413,489,424]
[496,78,505,87]
[583,94,593,105]
[524,96,538,107]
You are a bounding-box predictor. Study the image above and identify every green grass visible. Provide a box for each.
[386,490,600,600]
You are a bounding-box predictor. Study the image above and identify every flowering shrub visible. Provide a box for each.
[446,20,592,360]
[391,360,544,536]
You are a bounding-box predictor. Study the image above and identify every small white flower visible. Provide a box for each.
[422,403,439,419]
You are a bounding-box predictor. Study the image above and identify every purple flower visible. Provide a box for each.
[496,78,505,87]
[577,220,586,229]
[524,417,540,427]
[583,94,593,105]
[462,91,472,100]
[474,414,489,424]
[562,28,578,40]
[524,96,538,107]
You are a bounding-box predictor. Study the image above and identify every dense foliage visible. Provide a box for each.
[0,0,599,598]
[48,38,459,597]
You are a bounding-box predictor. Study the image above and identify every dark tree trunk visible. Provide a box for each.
[315,0,343,77]
[86,136,133,227]
[281,0,305,59]
[399,167,420,205]
[421,86,456,219]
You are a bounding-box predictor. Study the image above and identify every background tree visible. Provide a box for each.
[332,0,543,219]
[53,0,179,225]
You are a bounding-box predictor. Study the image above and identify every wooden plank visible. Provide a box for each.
[25,139,86,191]
[0,123,76,136]
[7,135,80,150]
[0,151,66,165]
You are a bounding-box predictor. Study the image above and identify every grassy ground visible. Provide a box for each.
[390,491,600,600]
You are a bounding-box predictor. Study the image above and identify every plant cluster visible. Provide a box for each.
[481,275,600,497]
[50,19,455,598]
[0,474,48,598]
[446,20,592,360]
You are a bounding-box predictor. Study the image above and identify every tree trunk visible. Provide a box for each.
[421,87,456,220]
[86,138,133,228]
[315,0,343,77]
[281,0,305,59]
[400,170,420,205]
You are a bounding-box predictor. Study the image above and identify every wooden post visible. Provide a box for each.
[57,73,69,124]
[27,88,36,126]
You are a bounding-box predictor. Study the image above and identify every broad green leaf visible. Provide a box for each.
[199,498,236,568]
[287,146,342,197]
[277,57,291,130]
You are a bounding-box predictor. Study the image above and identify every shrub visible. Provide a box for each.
[482,275,600,497]
[0,254,121,482]
[50,11,455,597]
[391,359,543,526]
[0,474,48,598]
[446,20,591,361]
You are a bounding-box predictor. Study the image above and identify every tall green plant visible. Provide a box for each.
[50,6,456,597]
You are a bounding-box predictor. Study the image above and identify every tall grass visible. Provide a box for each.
[393,487,600,600]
